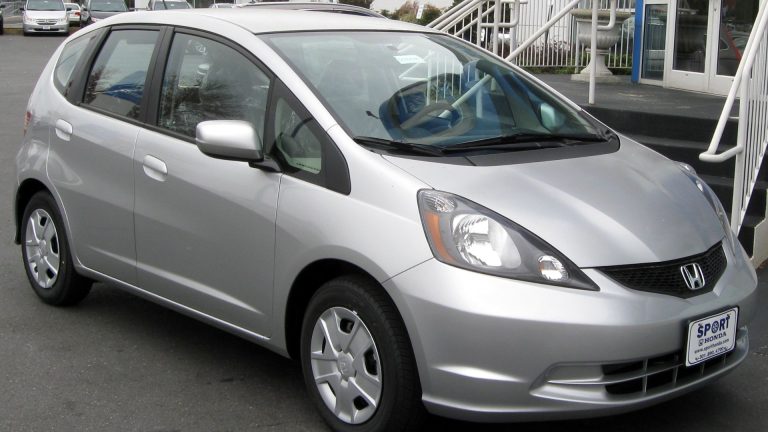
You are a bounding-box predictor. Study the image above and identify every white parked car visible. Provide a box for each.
[64,2,80,25]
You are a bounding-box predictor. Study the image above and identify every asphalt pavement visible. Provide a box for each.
[0,34,766,432]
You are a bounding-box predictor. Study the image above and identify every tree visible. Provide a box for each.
[339,0,374,9]
[418,4,442,25]
[391,1,418,22]
[389,2,443,26]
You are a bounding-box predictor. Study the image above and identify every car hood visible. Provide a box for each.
[25,10,67,19]
[382,137,724,268]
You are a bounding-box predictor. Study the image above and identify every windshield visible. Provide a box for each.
[154,1,191,9]
[27,0,65,11]
[90,0,126,12]
[263,32,604,149]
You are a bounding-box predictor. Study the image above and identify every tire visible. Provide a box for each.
[300,276,425,432]
[0,18,4,36]
[21,191,92,306]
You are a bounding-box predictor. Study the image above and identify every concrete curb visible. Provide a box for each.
[1,25,80,36]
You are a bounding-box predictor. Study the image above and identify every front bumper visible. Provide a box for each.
[384,244,757,422]
[23,23,68,33]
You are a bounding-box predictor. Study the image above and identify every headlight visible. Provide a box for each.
[677,162,738,251]
[705,185,738,252]
[417,190,597,290]
[24,17,36,24]
[58,17,68,24]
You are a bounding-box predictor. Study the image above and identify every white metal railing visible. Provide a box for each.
[428,0,523,57]
[575,0,634,70]
[431,0,634,71]
[432,0,618,104]
[700,2,768,233]
[517,0,634,70]
[0,1,23,16]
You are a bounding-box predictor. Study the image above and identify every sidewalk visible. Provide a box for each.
[534,73,737,120]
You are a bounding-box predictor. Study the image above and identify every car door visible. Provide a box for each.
[48,27,163,285]
[133,31,279,336]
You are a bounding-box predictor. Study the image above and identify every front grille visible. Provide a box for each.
[36,19,57,25]
[603,349,736,395]
[598,242,726,298]
[537,330,747,403]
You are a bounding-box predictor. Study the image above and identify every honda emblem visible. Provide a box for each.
[681,263,706,290]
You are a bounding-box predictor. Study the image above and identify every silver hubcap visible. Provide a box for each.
[310,307,382,424]
[24,209,60,289]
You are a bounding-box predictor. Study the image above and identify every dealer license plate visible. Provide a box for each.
[686,308,738,366]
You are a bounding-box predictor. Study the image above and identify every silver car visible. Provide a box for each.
[21,0,69,35]
[80,0,127,26]
[147,0,192,10]
[15,9,758,431]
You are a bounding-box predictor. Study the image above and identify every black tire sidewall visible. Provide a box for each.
[20,192,79,305]
[300,277,420,432]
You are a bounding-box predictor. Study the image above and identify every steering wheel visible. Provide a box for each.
[400,101,461,131]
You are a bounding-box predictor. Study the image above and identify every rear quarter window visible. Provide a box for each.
[54,33,97,97]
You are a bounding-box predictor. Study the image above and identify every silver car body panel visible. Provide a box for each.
[134,128,279,336]
[381,137,724,268]
[47,88,140,284]
[384,245,756,420]
[14,10,759,422]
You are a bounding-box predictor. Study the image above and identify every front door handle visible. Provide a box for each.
[55,119,73,141]
[142,155,168,182]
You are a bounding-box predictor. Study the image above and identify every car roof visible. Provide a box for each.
[106,9,433,34]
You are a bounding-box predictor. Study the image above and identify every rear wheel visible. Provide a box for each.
[21,192,92,306]
[300,276,425,432]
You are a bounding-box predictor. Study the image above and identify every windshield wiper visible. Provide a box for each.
[353,136,446,156]
[442,133,606,153]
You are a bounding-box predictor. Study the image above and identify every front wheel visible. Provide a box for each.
[300,276,424,432]
[21,192,92,306]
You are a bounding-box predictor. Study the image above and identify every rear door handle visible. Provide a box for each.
[142,155,168,182]
[55,119,73,141]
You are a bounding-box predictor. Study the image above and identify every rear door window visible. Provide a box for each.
[83,29,159,120]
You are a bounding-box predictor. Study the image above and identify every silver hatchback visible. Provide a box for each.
[15,9,757,432]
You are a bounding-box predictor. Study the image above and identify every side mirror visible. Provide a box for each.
[0,4,6,9]
[196,120,264,162]
[19,6,25,11]
[539,102,566,131]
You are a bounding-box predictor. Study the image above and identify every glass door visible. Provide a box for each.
[641,1,669,81]
[708,0,760,94]
[665,0,715,92]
